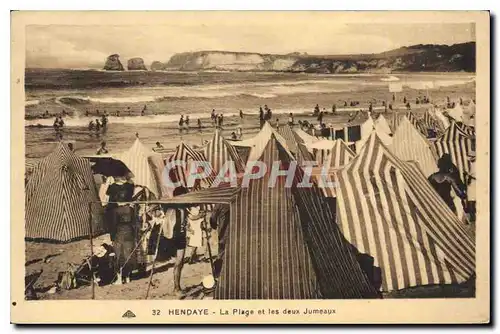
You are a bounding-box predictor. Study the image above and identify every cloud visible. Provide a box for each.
[25,21,474,69]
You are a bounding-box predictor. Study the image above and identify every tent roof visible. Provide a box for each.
[390,116,438,177]
[204,129,245,173]
[374,114,392,135]
[25,143,104,242]
[233,122,294,162]
[119,138,162,197]
[337,133,475,292]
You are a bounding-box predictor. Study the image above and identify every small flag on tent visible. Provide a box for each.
[388,82,403,93]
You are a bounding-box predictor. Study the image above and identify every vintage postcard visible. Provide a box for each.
[11,11,490,324]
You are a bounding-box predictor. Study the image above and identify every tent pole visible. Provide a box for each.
[145,222,162,299]
[202,214,216,278]
[88,202,95,300]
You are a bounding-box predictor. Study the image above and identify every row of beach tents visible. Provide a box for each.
[24,106,476,299]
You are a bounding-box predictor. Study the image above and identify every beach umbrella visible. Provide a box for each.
[90,157,131,177]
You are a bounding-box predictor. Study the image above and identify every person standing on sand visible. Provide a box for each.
[428,154,467,214]
[332,104,336,114]
[266,109,272,121]
[317,110,324,123]
[106,175,136,285]
[197,118,202,130]
[116,110,120,117]
[96,141,109,155]
[219,113,224,128]
[259,107,264,123]
[288,113,294,126]
[179,115,184,132]
[170,186,189,295]
[237,126,242,139]
[211,109,216,123]
[185,116,190,126]
[239,109,243,119]
[95,119,101,133]
[141,104,147,116]
[88,120,95,135]
[313,104,320,115]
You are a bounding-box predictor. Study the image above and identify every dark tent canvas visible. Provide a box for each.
[25,143,105,242]
[215,130,379,299]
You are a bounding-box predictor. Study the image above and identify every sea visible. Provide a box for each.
[24,69,475,158]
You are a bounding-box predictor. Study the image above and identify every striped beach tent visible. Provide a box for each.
[435,108,451,130]
[390,117,439,177]
[309,139,335,165]
[276,124,315,165]
[422,109,446,134]
[167,141,215,190]
[406,112,428,136]
[25,143,104,242]
[294,128,320,146]
[234,122,293,163]
[433,122,474,184]
[215,134,379,299]
[374,114,392,136]
[456,122,476,137]
[390,111,404,132]
[310,139,356,169]
[336,133,475,292]
[119,138,161,198]
[204,129,245,175]
[448,104,464,123]
[310,167,338,198]
[308,140,356,198]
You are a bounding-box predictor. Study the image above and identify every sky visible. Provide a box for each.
[25,17,475,69]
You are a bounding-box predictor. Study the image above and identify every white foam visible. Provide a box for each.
[25,100,40,106]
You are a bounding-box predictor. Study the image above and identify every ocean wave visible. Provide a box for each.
[380,76,400,82]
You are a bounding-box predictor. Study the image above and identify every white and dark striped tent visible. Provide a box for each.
[433,122,474,184]
[456,122,476,137]
[374,114,392,136]
[167,141,215,190]
[294,128,320,146]
[423,109,446,134]
[434,108,451,130]
[310,139,356,169]
[25,143,105,242]
[119,138,162,198]
[234,122,293,163]
[277,124,315,165]
[391,111,404,132]
[407,112,428,136]
[215,134,379,299]
[203,129,245,175]
[336,133,475,292]
[390,116,439,178]
[309,139,336,166]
